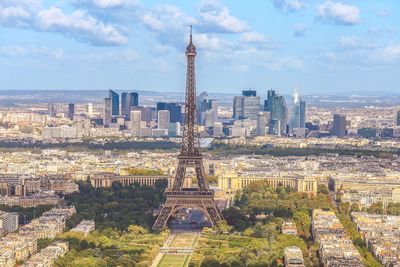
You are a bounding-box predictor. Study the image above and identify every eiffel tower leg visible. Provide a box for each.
[206,206,222,226]
[153,206,173,230]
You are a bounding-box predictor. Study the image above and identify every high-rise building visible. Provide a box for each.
[242,89,257,97]
[103,98,111,127]
[332,114,346,137]
[48,103,56,117]
[168,122,181,137]
[213,122,223,137]
[288,89,306,132]
[130,110,141,137]
[200,99,219,127]
[396,109,400,127]
[109,89,119,116]
[299,101,306,128]
[68,103,75,120]
[232,90,260,120]
[0,211,18,234]
[233,96,244,119]
[264,89,276,112]
[121,92,139,119]
[158,110,170,129]
[86,103,93,118]
[208,99,218,123]
[268,93,287,136]
[156,102,182,123]
[257,112,269,136]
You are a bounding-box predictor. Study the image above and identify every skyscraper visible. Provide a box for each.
[288,89,306,132]
[103,98,111,127]
[201,99,218,126]
[130,110,141,136]
[299,101,306,128]
[233,96,244,119]
[256,112,269,136]
[68,103,75,120]
[109,89,119,116]
[268,93,287,136]
[156,102,182,123]
[86,103,93,118]
[232,90,260,120]
[158,110,170,129]
[396,110,400,127]
[121,92,139,119]
[332,114,346,137]
[242,89,257,97]
[264,89,276,112]
[48,103,56,117]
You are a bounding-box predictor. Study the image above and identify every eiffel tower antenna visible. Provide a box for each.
[153,26,222,230]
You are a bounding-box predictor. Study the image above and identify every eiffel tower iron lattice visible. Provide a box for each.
[152,26,222,230]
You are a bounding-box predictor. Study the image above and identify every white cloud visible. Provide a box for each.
[138,5,196,49]
[240,32,268,43]
[293,24,307,37]
[194,33,225,51]
[272,0,306,12]
[372,45,400,64]
[337,36,378,50]
[0,0,38,27]
[79,49,139,62]
[36,7,128,46]
[317,1,360,25]
[0,1,128,46]
[73,0,138,9]
[264,56,304,71]
[0,45,65,60]
[140,5,196,33]
[197,0,248,33]
[321,36,400,68]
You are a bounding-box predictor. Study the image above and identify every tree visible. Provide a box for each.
[222,207,249,231]
[318,184,329,195]
[293,210,311,238]
[154,179,168,191]
[214,220,232,234]
[127,225,148,235]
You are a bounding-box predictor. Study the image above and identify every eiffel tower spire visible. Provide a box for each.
[152,26,222,230]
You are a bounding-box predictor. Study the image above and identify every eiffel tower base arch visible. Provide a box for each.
[153,191,222,230]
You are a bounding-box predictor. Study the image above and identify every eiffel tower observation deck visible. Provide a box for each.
[152,26,222,230]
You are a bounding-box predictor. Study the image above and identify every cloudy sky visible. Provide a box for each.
[0,0,399,94]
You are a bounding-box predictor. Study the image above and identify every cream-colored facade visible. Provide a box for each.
[90,173,174,188]
[218,171,318,196]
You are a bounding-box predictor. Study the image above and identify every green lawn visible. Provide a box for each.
[170,233,198,248]
[158,254,189,267]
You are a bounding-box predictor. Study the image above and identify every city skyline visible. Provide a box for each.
[0,0,399,94]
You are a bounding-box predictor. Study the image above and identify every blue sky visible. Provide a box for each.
[0,0,399,94]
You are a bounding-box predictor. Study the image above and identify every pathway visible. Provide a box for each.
[151,231,200,267]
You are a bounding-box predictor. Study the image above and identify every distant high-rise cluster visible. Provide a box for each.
[229,88,308,137]
[197,91,219,127]
[103,89,139,127]
[233,89,260,120]
[157,102,182,123]
[121,92,139,119]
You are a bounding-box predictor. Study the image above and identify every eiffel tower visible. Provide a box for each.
[152,26,222,230]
